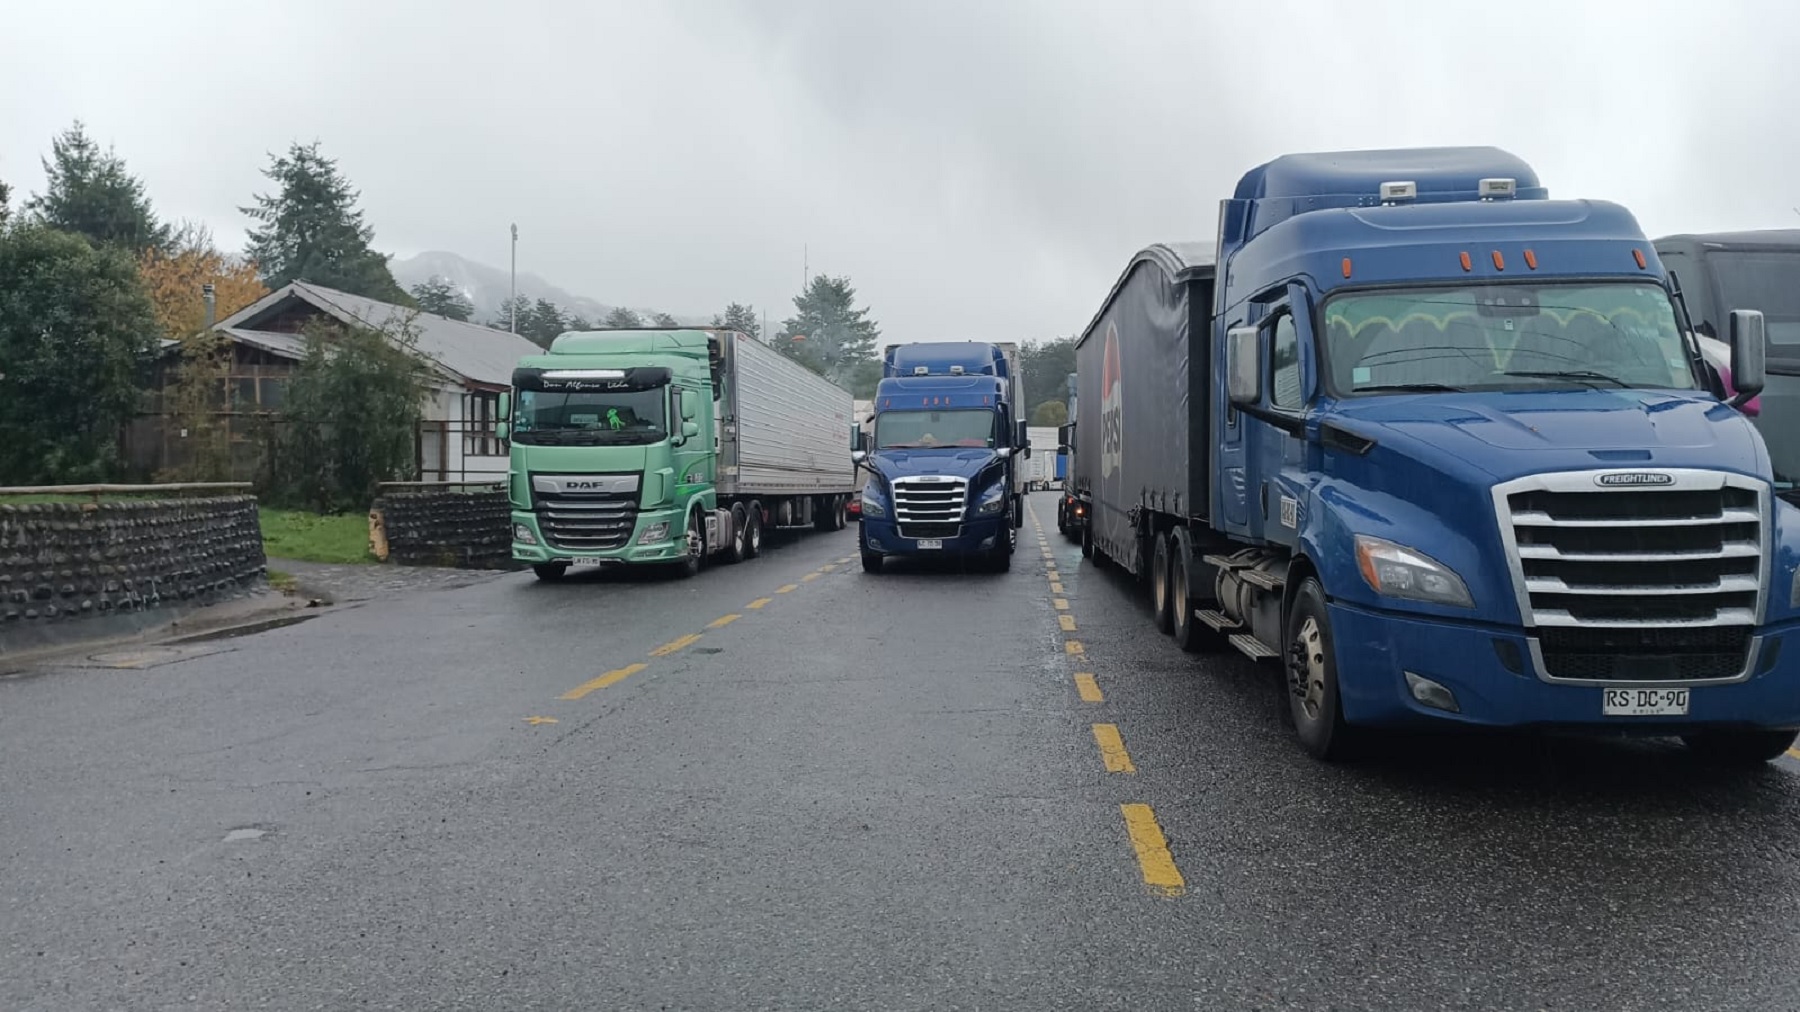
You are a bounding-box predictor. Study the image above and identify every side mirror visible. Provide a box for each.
[995,447,1014,460]
[851,423,865,452]
[1728,309,1766,407]
[496,421,510,442]
[1226,325,1261,406]
[1015,419,1029,450]
[496,391,511,442]
[851,449,868,465]
[682,420,700,438]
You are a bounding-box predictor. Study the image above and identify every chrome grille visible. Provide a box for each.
[531,473,638,550]
[1494,469,1768,683]
[891,476,968,540]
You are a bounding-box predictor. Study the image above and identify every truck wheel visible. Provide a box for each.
[1151,531,1174,634]
[1681,729,1799,765]
[1285,577,1358,761]
[833,496,848,530]
[725,504,749,564]
[1167,531,1212,654]
[1081,524,1095,561]
[859,524,881,573]
[674,510,705,579]
[744,503,764,559]
[532,562,567,582]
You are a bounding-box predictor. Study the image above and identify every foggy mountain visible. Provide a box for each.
[390,251,708,325]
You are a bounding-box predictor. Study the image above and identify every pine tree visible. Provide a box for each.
[651,311,680,328]
[524,298,568,346]
[410,275,473,321]
[0,176,11,227]
[491,295,532,333]
[604,307,644,328]
[711,302,761,340]
[777,275,881,386]
[242,141,409,302]
[25,120,169,252]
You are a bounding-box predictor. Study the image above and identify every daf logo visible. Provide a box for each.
[566,481,608,489]
[1595,471,1675,488]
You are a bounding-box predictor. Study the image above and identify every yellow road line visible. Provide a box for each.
[776,584,798,594]
[561,662,648,700]
[1092,723,1136,772]
[650,633,702,657]
[801,572,821,582]
[837,556,854,564]
[1065,639,1085,656]
[1074,673,1104,702]
[1787,747,1800,761]
[1120,803,1186,896]
[1050,582,1065,594]
[747,597,773,610]
[707,614,741,630]
[1059,614,1078,632]
[1053,598,1069,610]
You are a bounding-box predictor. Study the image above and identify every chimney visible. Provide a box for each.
[202,283,217,330]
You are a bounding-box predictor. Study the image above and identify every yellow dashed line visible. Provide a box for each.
[1092,723,1136,773]
[776,584,798,594]
[1065,640,1085,656]
[819,564,838,572]
[561,662,648,700]
[1050,582,1065,594]
[801,572,821,582]
[837,556,854,564]
[650,633,702,657]
[1788,747,1800,761]
[1120,804,1186,896]
[1059,614,1078,632]
[1053,598,1069,610]
[1074,673,1104,702]
[707,614,741,630]
[747,597,773,610]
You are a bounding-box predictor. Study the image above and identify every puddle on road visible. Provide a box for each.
[78,644,236,670]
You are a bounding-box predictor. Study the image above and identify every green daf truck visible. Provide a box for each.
[500,328,858,580]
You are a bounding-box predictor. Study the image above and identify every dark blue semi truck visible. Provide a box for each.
[1076,146,1800,763]
[854,341,1029,572]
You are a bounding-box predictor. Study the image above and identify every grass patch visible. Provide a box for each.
[259,508,375,565]
[266,568,299,594]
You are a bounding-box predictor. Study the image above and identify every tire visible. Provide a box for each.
[1151,531,1174,634]
[859,524,881,573]
[988,529,1013,572]
[673,509,704,579]
[833,496,848,530]
[532,562,567,582]
[1168,532,1211,654]
[1285,577,1359,761]
[744,503,763,559]
[1681,729,1799,765]
[721,504,748,564]
[1080,523,1094,559]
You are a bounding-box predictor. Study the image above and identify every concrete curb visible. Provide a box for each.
[0,588,321,675]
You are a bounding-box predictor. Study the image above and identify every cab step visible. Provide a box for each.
[1195,608,1240,632]
[1228,633,1279,662]
[1240,569,1285,592]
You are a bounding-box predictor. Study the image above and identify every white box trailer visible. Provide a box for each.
[716,329,857,499]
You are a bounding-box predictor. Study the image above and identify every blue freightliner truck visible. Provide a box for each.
[854,341,1030,572]
[1076,146,1800,762]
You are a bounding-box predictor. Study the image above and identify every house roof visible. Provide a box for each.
[213,281,542,389]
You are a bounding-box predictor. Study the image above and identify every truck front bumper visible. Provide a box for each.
[1330,600,1800,732]
[510,508,689,566]
[859,515,1010,557]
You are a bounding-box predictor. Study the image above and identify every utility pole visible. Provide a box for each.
[509,223,519,333]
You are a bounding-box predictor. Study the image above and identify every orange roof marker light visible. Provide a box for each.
[1632,249,1648,270]
[1341,257,1353,278]
[1459,252,1473,272]
[1523,249,1538,270]
[1491,251,1506,271]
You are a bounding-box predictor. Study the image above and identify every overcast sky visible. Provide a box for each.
[4,0,1793,347]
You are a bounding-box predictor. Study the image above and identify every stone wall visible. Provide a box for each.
[370,489,516,570]
[0,496,266,633]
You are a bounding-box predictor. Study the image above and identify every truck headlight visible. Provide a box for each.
[638,521,670,544]
[513,523,537,546]
[976,483,1007,516]
[1354,535,1473,608]
[861,490,887,518]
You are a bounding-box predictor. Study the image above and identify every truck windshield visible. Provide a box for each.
[1707,250,1800,364]
[512,388,668,445]
[1321,281,1697,395]
[875,409,994,449]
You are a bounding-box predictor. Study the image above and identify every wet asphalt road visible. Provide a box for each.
[6,490,1800,1010]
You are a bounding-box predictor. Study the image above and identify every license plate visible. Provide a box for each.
[566,558,606,568]
[1603,687,1689,717]
[916,539,943,550]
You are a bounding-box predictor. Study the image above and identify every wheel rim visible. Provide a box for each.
[750,517,761,551]
[1289,616,1327,721]
[1171,555,1188,634]
[686,515,704,559]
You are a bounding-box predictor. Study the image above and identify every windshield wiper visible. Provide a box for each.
[1354,382,1467,394]
[1502,369,1628,388]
